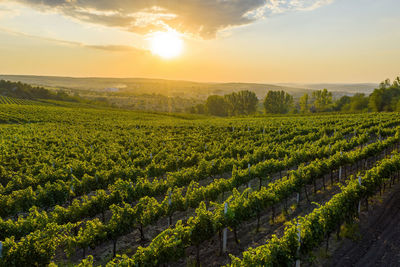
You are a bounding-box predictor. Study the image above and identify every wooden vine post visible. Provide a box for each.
[358,176,362,215]
[339,151,343,182]
[222,202,228,253]
[168,191,172,227]
[296,222,301,267]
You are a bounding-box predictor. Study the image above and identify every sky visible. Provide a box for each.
[0,0,399,83]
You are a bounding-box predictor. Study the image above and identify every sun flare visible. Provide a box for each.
[150,31,183,59]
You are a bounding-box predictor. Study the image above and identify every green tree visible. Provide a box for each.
[263,90,293,114]
[349,93,369,112]
[368,77,400,112]
[333,95,351,111]
[205,95,228,116]
[237,90,259,115]
[224,93,240,116]
[224,90,258,116]
[299,94,310,113]
[194,104,206,114]
[311,89,333,112]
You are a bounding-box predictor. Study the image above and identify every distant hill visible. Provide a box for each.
[0,79,110,108]
[0,75,315,100]
[278,83,378,95]
[0,75,378,113]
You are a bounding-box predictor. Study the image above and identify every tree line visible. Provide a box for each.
[298,77,400,113]
[0,79,109,105]
[190,77,400,116]
[189,90,258,116]
[0,80,69,100]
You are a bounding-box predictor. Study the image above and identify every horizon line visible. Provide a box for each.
[0,73,380,86]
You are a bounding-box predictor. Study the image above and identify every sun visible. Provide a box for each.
[150,31,183,59]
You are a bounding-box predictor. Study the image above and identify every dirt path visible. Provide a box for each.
[327,182,400,267]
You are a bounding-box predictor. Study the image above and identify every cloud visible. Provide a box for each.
[266,0,334,14]
[0,5,18,18]
[0,26,149,53]
[11,0,333,38]
[86,44,147,52]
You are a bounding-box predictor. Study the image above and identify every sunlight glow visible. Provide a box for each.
[150,31,183,59]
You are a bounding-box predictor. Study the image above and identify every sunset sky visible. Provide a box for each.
[0,0,399,83]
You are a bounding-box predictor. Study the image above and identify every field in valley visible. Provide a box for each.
[0,101,399,266]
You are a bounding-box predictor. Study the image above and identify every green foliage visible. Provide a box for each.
[229,153,400,266]
[297,76,400,114]
[333,95,351,111]
[224,90,259,116]
[264,90,294,114]
[0,104,399,266]
[104,121,400,266]
[0,79,83,103]
[299,93,310,113]
[369,77,400,112]
[205,95,228,116]
[311,89,333,112]
[192,90,259,116]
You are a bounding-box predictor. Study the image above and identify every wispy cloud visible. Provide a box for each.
[0,5,18,18]
[0,26,149,53]
[87,44,147,52]
[266,0,334,14]
[10,0,334,38]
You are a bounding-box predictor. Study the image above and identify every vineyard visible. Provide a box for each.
[0,95,47,106]
[0,104,399,266]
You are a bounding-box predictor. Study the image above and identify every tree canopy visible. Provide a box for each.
[205,95,228,116]
[0,79,83,103]
[311,89,333,112]
[225,90,258,116]
[263,90,293,114]
[369,77,400,112]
